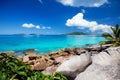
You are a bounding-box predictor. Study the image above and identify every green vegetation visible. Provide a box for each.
[66,32,86,35]
[101,24,120,46]
[0,53,68,80]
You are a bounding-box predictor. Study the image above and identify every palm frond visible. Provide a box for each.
[102,33,114,41]
[101,24,120,46]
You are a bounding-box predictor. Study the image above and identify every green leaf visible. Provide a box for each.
[17,71,27,76]
[27,77,32,80]
[10,74,17,80]
[17,66,25,71]
[0,72,8,80]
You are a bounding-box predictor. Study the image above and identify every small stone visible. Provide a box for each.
[24,48,37,55]
[33,62,47,71]
[28,60,35,65]
[75,48,86,55]
[23,56,29,63]
[30,65,34,70]
[17,56,23,61]
[64,48,74,54]
[0,51,14,56]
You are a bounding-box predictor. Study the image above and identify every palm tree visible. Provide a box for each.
[101,24,120,46]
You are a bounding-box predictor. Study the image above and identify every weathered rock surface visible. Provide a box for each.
[2,44,120,80]
[55,56,66,64]
[75,47,120,80]
[23,56,29,63]
[56,53,92,79]
[23,48,86,71]
[42,65,58,75]
[0,51,14,56]
[16,45,119,79]
[24,48,37,55]
[92,47,120,65]
[33,62,48,71]
[75,63,120,80]
[17,56,23,61]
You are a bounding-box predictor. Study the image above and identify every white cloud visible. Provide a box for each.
[36,25,40,29]
[22,23,51,30]
[22,23,35,28]
[57,0,108,7]
[57,0,73,6]
[66,13,111,33]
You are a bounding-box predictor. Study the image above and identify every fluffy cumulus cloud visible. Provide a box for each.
[22,23,51,30]
[22,23,35,28]
[57,0,108,7]
[36,25,40,29]
[66,13,111,33]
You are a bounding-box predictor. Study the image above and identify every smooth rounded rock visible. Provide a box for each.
[75,47,120,80]
[42,65,57,75]
[56,53,92,79]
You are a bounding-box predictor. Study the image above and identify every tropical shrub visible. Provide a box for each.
[0,53,68,80]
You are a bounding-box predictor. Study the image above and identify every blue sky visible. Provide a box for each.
[0,0,120,34]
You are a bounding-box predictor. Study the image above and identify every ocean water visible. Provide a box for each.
[0,35,106,54]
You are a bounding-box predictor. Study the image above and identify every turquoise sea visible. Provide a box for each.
[0,35,106,55]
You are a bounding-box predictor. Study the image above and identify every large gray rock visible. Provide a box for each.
[56,53,92,79]
[55,56,65,63]
[42,65,58,75]
[75,63,120,80]
[92,52,113,65]
[92,47,120,65]
[75,47,120,80]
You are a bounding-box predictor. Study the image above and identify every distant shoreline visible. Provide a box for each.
[0,31,102,36]
[0,34,102,37]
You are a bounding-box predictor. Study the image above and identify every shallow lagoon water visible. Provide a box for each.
[0,35,106,54]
